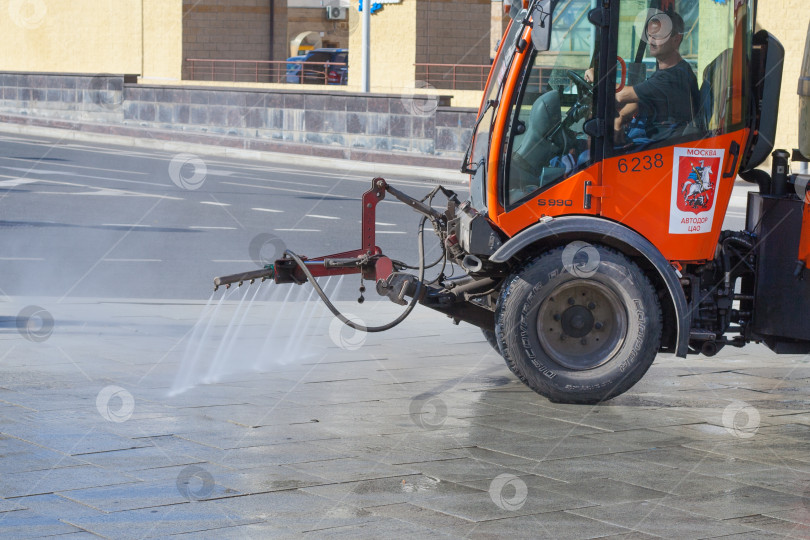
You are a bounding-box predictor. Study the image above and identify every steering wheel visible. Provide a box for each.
[561,70,594,129]
[567,70,594,99]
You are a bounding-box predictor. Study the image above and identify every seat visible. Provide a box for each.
[513,89,563,173]
[508,91,567,203]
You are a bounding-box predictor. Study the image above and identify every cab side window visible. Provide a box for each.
[613,1,750,154]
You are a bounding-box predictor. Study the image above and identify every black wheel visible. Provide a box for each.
[495,244,662,404]
[482,328,500,353]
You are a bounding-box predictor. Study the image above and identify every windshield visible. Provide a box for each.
[503,0,599,207]
[469,10,528,213]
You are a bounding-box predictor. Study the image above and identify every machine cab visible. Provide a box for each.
[468,0,755,263]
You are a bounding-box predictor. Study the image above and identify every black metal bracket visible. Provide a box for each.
[584,180,593,210]
[723,141,741,179]
[587,7,609,27]
[583,118,606,139]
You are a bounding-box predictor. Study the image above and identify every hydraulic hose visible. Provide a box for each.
[392,186,448,272]
[392,249,444,271]
[284,216,428,333]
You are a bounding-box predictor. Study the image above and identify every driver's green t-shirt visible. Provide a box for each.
[634,59,700,126]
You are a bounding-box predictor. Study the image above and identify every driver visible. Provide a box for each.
[586,10,699,143]
[616,10,699,142]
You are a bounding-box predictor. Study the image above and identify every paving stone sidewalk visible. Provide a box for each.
[1,295,810,539]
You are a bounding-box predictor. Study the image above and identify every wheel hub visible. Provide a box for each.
[560,306,594,338]
[536,280,628,371]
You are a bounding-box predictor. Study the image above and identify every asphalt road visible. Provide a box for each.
[0,132,464,300]
[0,131,750,301]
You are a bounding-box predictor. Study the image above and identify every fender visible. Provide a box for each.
[489,215,690,358]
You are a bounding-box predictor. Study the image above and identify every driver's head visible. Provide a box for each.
[646,11,685,59]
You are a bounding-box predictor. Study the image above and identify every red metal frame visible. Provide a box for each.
[274,179,393,283]
[616,56,627,92]
[800,197,810,271]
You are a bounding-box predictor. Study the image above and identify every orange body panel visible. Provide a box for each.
[800,199,810,269]
[493,130,749,263]
[487,26,531,222]
[494,164,601,235]
[600,131,749,262]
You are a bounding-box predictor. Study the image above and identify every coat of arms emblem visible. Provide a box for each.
[669,148,725,235]
[678,158,719,214]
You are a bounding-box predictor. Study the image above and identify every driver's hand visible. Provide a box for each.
[584,68,594,84]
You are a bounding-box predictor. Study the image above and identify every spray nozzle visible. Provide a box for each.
[213,264,276,292]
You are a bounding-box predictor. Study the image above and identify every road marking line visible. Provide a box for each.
[102,224,154,228]
[202,168,326,187]
[0,178,39,187]
[103,259,162,262]
[189,226,238,230]
[222,181,353,199]
[305,214,340,220]
[0,174,184,200]
[0,155,150,176]
[274,228,321,232]
[247,177,326,187]
[252,208,283,213]
[201,201,231,207]
[204,170,239,177]
[0,166,163,188]
[0,257,45,261]
[1,166,72,175]
[202,162,356,184]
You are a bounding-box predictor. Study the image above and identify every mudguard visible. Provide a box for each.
[489,215,690,358]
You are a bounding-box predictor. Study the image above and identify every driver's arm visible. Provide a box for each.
[614,86,640,136]
[615,102,639,139]
[615,86,639,106]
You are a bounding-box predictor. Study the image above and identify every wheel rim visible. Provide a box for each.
[536,280,628,371]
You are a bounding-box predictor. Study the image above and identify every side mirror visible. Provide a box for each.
[531,0,554,52]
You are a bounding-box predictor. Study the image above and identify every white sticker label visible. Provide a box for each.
[669,147,725,234]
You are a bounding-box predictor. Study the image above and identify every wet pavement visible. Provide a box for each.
[2,294,810,539]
